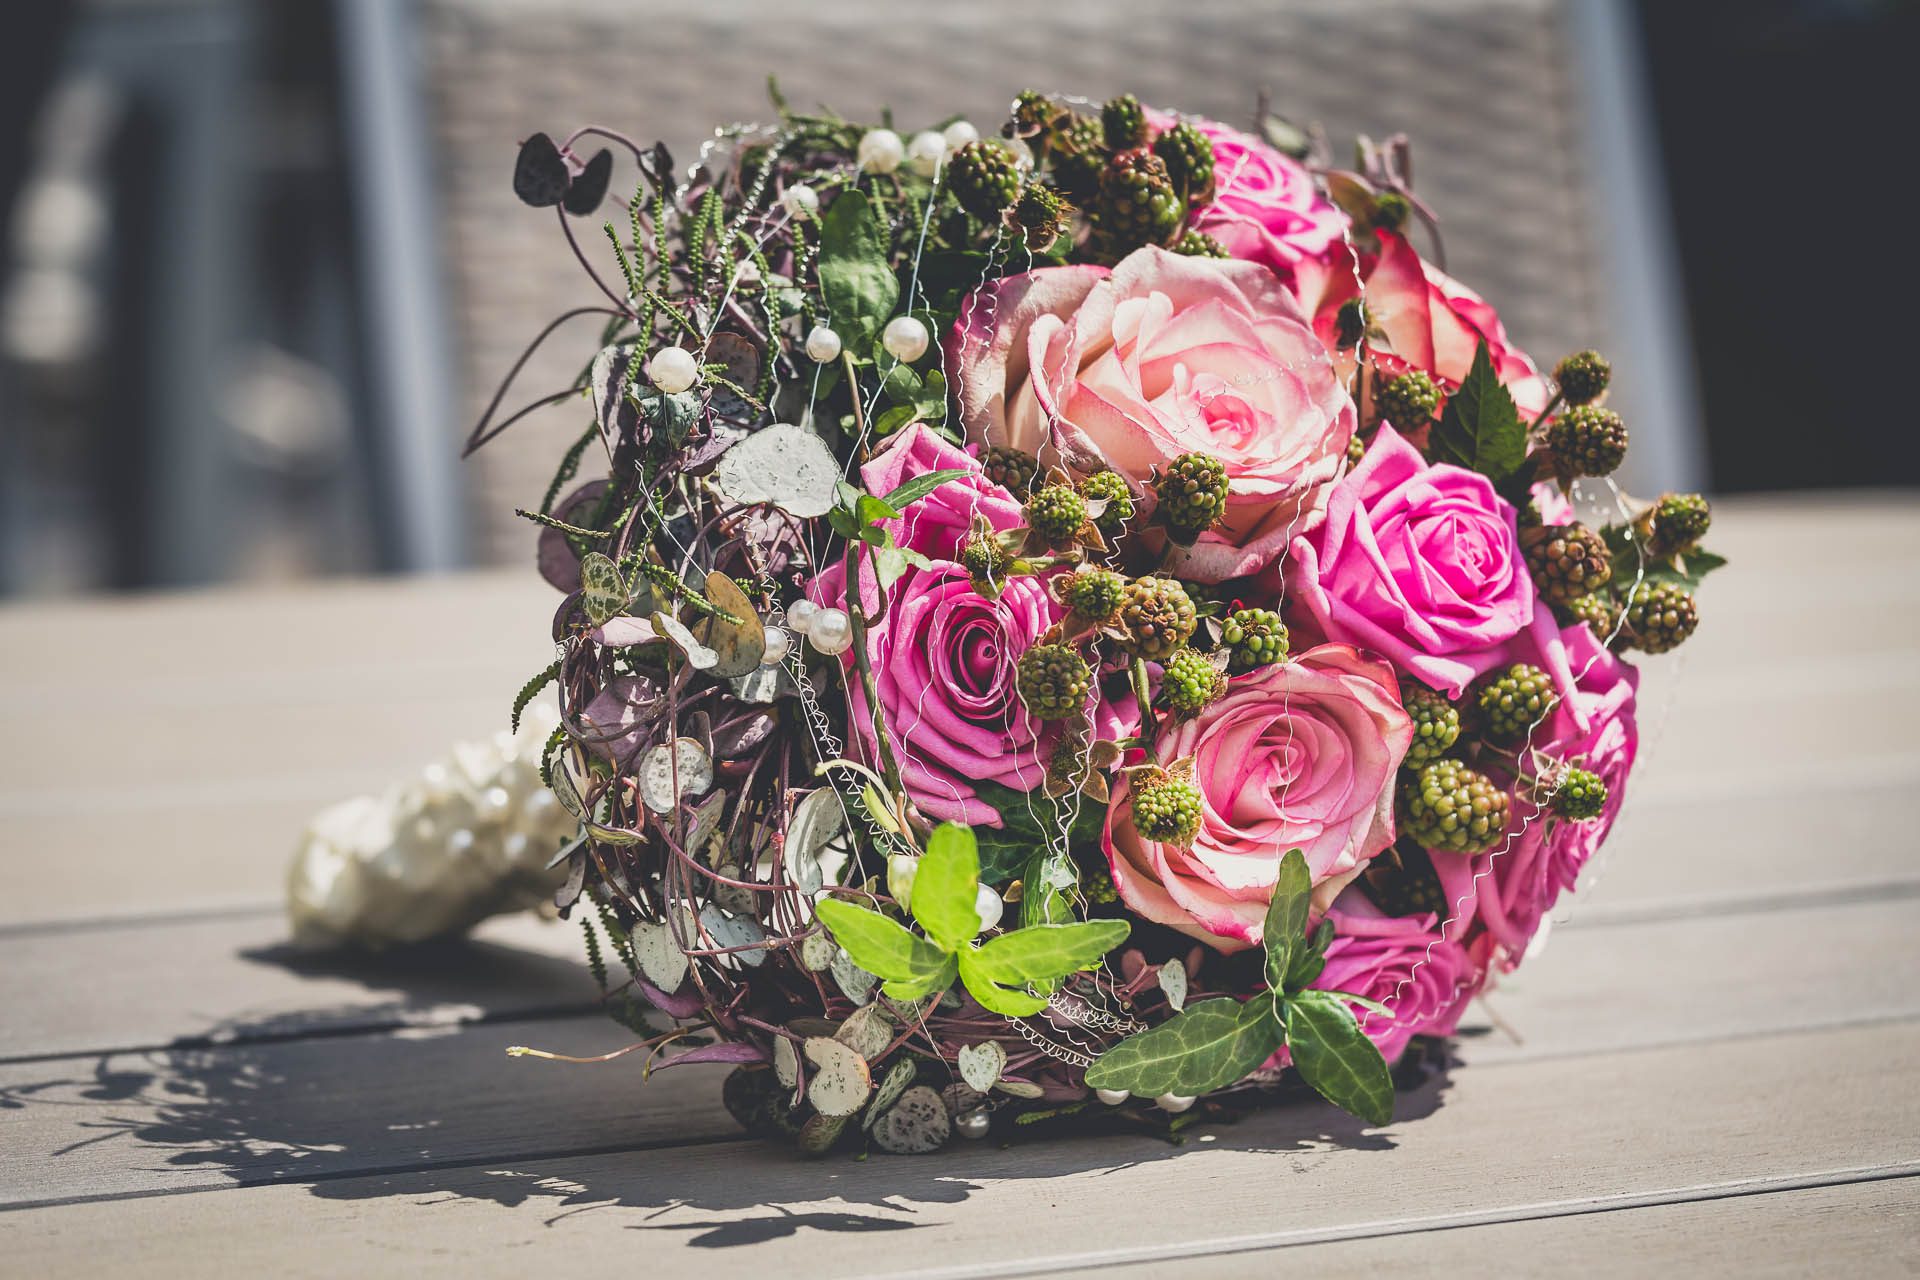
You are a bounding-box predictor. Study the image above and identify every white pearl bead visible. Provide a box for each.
[806,606,854,655]
[759,624,792,666]
[1095,1088,1130,1106]
[906,130,947,177]
[954,1107,992,1140]
[943,120,979,150]
[780,183,818,218]
[887,852,919,907]
[645,346,698,394]
[973,884,1004,934]
[857,129,904,174]
[881,315,930,363]
[784,599,820,635]
[1155,1092,1196,1113]
[803,325,842,363]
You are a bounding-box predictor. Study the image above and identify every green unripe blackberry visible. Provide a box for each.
[1335,298,1370,349]
[982,444,1038,496]
[1565,592,1618,634]
[1474,663,1561,738]
[1101,93,1149,150]
[1025,483,1087,545]
[1051,114,1107,203]
[1062,566,1126,622]
[1130,770,1203,845]
[1649,492,1712,555]
[1399,680,1461,769]
[1400,759,1511,853]
[960,530,1009,582]
[1173,229,1230,258]
[1374,369,1441,430]
[1622,581,1698,654]
[1016,644,1092,719]
[1078,470,1135,531]
[1154,453,1229,539]
[1093,148,1183,253]
[1079,859,1120,904]
[1160,648,1222,714]
[1552,766,1609,821]
[1524,523,1613,606]
[1553,349,1611,405]
[1363,840,1450,917]
[1371,190,1412,231]
[1547,405,1628,478]
[1117,576,1197,661]
[947,141,1022,219]
[1221,607,1289,672]
[1152,120,1215,204]
[1013,184,1073,250]
[1009,90,1061,138]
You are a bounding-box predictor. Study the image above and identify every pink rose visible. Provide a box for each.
[1290,424,1576,698]
[948,246,1354,583]
[1476,622,1639,959]
[1309,893,1481,1062]
[1145,110,1348,283]
[1104,644,1412,952]
[860,423,1026,561]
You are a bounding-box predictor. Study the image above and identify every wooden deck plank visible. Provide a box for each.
[1,1021,1913,1277]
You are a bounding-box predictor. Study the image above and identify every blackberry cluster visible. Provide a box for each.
[1551,766,1609,821]
[982,445,1038,496]
[1649,492,1712,556]
[1347,433,1368,467]
[1130,770,1203,844]
[960,531,1008,582]
[1152,120,1215,203]
[1221,607,1289,672]
[947,141,1022,219]
[1025,484,1087,546]
[1009,90,1063,139]
[1547,405,1629,478]
[1475,663,1560,738]
[1051,115,1107,203]
[1524,523,1613,606]
[1566,592,1618,634]
[1153,453,1229,539]
[1101,93,1149,149]
[1363,841,1451,917]
[1371,191,1412,232]
[1013,184,1073,250]
[1078,470,1135,532]
[1015,644,1092,720]
[1061,566,1126,622]
[1160,649,1222,715]
[1553,349,1611,405]
[1622,582,1698,653]
[1400,759,1511,853]
[1374,369,1440,430]
[1174,229,1229,258]
[1117,576,1197,661]
[1093,149,1183,253]
[1399,680,1462,768]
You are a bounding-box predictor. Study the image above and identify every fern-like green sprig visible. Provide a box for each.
[509,659,561,733]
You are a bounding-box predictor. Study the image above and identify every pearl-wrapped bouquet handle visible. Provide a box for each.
[285,698,577,949]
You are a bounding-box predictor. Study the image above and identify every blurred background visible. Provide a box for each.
[1,0,1912,598]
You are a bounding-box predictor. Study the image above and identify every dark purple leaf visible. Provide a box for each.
[653,1041,769,1070]
[562,147,613,216]
[513,132,570,207]
[537,480,608,593]
[636,975,706,1019]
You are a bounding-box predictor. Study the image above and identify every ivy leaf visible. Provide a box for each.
[1284,989,1396,1127]
[1431,339,1526,486]
[882,467,970,512]
[855,494,900,526]
[1601,524,1727,591]
[816,191,899,348]
[872,546,910,592]
[814,898,949,984]
[1082,998,1285,1097]
[956,947,1050,1016]
[881,951,957,1002]
[970,920,1130,985]
[912,822,982,950]
[874,404,919,435]
[1285,916,1334,991]
[1320,989,1396,1018]
[969,780,1107,883]
[1262,848,1312,992]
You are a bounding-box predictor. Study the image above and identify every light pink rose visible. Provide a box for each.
[948,245,1354,582]
[1103,644,1412,952]
[1308,893,1481,1062]
[1144,110,1348,283]
[1290,424,1578,699]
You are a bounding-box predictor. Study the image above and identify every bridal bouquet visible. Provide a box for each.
[484,87,1722,1154]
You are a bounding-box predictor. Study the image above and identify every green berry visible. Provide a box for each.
[1078,470,1135,531]
[1013,184,1073,250]
[1474,663,1561,739]
[1051,114,1107,203]
[1160,649,1222,714]
[1092,148,1182,255]
[1622,581,1698,654]
[960,531,1009,582]
[1153,453,1229,540]
[1565,592,1618,635]
[1347,433,1367,467]
[1649,492,1711,556]
[1553,349,1611,405]
[1399,681,1461,769]
[1026,483,1087,544]
[1117,577,1197,661]
[1152,120,1215,204]
[1009,90,1061,138]
[1374,369,1440,430]
[1221,607,1289,672]
[1362,840,1450,917]
[982,445,1038,496]
[947,141,1022,219]
[1547,405,1628,478]
[1101,93,1148,150]
[1372,190,1411,231]
[1079,858,1120,904]
[1551,766,1608,821]
[1524,523,1613,606]
[1016,644,1092,720]
[1400,759,1511,854]
[1062,566,1125,622]
[1173,229,1229,258]
[1130,770,1203,845]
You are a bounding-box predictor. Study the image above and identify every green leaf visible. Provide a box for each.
[1019,850,1074,927]
[815,898,950,984]
[881,951,957,1002]
[1262,849,1313,992]
[1320,989,1396,1018]
[1285,915,1334,991]
[579,552,629,626]
[911,822,982,950]
[872,546,910,591]
[1083,998,1285,1096]
[971,920,1130,985]
[1601,523,1727,592]
[854,494,900,526]
[1284,989,1396,1127]
[874,404,919,436]
[969,780,1107,883]
[881,467,970,512]
[1431,339,1526,486]
[956,948,1049,1016]
[816,191,899,347]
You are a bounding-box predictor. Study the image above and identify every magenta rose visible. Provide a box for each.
[1290,424,1580,698]
[948,245,1354,582]
[1145,110,1348,284]
[1104,644,1412,952]
[859,422,1026,562]
[1307,893,1482,1062]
